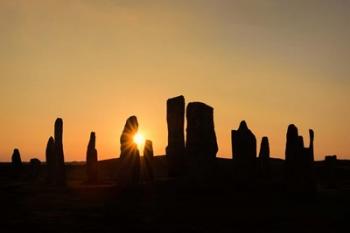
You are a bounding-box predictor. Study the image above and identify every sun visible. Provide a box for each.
[133,132,145,147]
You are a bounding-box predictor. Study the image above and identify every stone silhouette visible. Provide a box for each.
[285,124,299,185]
[143,139,154,182]
[119,116,141,185]
[231,121,257,182]
[258,136,270,177]
[54,118,66,186]
[11,148,23,171]
[86,132,98,184]
[30,158,41,179]
[284,124,316,193]
[45,136,57,184]
[166,95,186,177]
[325,155,337,188]
[186,102,218,181]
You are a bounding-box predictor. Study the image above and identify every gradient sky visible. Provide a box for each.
[1,0,349,162]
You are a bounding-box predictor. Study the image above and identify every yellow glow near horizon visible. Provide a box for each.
[133,133,145,149]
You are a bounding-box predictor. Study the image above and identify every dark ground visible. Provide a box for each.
[1,156,350,233]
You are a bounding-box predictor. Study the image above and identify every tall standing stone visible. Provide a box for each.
[258,136,270,177]
[86,132,98,183]
[54,118,66,185]
[143,139,154,182]
[119,116,141,184]
[186,102,218,181]
[46,136,56,184]
[231,121,257,182]
[166,95,186,176]
[285,124,299,188]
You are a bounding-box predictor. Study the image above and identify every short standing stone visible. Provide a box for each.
[258,136,270,177]
[86,132,98,183]
[284,125,316,193]
[11,148,23,171]
[143,139,154,181]
[30,158,41,179]
[231,121,257,183]
[46,136,56,184]
[325,155,337,188]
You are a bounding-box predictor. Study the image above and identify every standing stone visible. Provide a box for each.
[285,124,299,188]
[86,132,98,183]
[46,137,56,184]
[30,158,41,179]
[186,102,218,181]
[285,124,316,193]
[143,139,154,182]
[325,155,337,188]
[302,129,316,193]
[166,95,186,176]
[11,148,23,170]
[231,121,257,183]
[119,116,141,184]
[258,136,270,177]
[54,118,66,185]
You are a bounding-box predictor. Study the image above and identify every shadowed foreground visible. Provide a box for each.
[1,156,350,233]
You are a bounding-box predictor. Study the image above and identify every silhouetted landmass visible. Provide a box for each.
[1,157,350,232]
[86,132,98,183]
[166,95,186,177]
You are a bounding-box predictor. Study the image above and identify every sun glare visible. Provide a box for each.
[133,133,145,147]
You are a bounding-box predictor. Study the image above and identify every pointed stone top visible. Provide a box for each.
[238,120,248,131]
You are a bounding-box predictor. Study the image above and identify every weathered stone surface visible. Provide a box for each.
[186,102,218,181]
[119,116,141,184]
[143,139,154,182]
[258,136,270,176]
[54,118,66,185]
[166,95,186,176]
[86,132,98,183]
[46,136,56,184]
[231,121,257,182]
[11,148,22,170]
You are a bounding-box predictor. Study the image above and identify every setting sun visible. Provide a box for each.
[133,133,145,147]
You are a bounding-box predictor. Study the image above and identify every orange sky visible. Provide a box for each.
[1,0,349,162]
